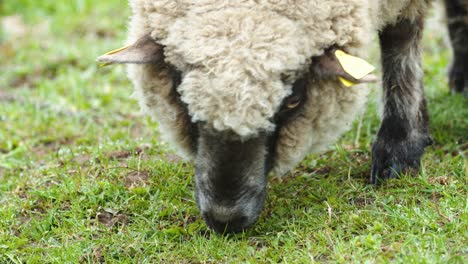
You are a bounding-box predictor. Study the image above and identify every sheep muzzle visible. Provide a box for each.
[194,126,272,233]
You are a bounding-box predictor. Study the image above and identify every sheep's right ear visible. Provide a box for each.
[311,49,378,87]
[97,34,164,65]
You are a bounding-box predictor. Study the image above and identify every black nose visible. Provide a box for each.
[203,212,249,234]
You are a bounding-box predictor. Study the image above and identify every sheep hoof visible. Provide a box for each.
[449,52,468,97]
[370,136,433,184]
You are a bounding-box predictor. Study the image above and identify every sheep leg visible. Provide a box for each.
[371,15,433,184]
[445,0,468,95]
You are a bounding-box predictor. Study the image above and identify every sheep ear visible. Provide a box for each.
[311,49,378,87]
[97,34,164,65]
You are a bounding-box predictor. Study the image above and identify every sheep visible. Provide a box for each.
[98,0,468,233]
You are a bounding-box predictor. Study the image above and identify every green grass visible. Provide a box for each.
[0,1,466,263]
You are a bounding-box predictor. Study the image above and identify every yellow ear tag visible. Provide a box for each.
[338,77,356,87]
[104,45,131,55]
[335,49,375,86]
[98,45,132,66]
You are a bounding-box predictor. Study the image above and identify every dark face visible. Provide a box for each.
[192,77,308,233]
[194,128,270,233]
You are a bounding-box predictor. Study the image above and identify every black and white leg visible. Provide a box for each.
[445,0,468,95]
[371,16,433,184]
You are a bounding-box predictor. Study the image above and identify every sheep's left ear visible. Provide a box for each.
[97,34,164,65]
[311,49,378,87]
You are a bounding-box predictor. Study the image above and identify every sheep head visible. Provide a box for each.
[98,31,374,233]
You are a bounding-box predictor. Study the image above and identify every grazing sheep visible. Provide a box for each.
[98,0,468,233]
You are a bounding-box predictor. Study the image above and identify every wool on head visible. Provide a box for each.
[126,0,423,174]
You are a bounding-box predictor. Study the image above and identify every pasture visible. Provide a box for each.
[0,1,466,263]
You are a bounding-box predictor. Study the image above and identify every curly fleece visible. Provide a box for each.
[127,0,431,174]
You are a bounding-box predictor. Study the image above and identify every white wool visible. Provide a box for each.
[127,0,431,174]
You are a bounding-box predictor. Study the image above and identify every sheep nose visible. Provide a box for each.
[203,212,249,234]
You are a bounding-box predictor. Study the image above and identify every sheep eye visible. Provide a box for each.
[278,76,307,116]
[285,96,301,109]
